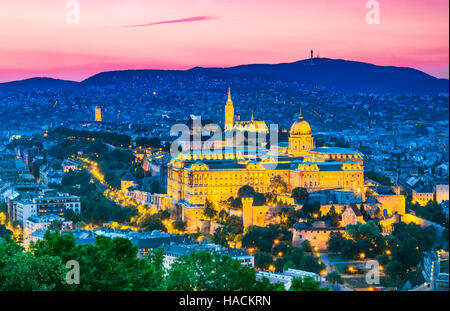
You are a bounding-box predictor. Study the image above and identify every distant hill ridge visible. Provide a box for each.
[0,77,77,89]
[1,58,448,94]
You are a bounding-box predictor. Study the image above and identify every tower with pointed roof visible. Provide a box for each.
[95,106,102,122]
[224,87,235,131]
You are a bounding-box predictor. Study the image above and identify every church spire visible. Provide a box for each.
[224,87,235,131]
[251,111,254,122]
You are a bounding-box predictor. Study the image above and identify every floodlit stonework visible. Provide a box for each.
[166,90,365,230]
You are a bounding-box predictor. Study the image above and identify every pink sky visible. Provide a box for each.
[0,0,448,82]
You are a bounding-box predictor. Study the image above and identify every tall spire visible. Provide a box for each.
[224,87,235,131]
[299,106,303,120]
[251,111,254,122]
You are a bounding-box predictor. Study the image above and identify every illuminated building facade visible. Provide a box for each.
[95,106,102,122]
[9,189,81,227]
[224,88,269,133]
[412,187,434,206]
[166,91,364,229]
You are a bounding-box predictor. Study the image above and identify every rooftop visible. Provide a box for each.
[311,146,360,154]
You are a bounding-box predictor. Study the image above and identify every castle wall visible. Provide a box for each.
[372,194,405,216]
[242,197,281,228]
[292,228,343,251]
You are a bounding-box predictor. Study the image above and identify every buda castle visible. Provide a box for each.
[167,89,364,229]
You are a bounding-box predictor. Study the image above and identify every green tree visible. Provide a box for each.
[135,137,162,149]
[302,201,321,218]
[385,259,405,283]
[32,231,165,290]
[302,240,313,252]
[411,201,448,226]
[377,254,389,266]
[283,260,297,271]
[365,171,393,186]
[150,179,161,194]
[279,208,297,228]
[345,221,386,258]
[269,175,288,194]
[327,231,343,254]
[253,277,285,291]
[165,251,261,291]
[203,200,217,221]
[274,257,286,272]
[0,237,66,291]
[284,247,305,268]
[0,225,12,238]
[392,222,436,252]
[212,227,228,247]
[242,225,285,252]
[328,205,340,227]
[254,252,273,270]
[374,208,384,220]
[64,209,83,224]
[49,219,63,231]
[238,185,256,198]
[224,215,243,234]
[359,204,371,221]
[173,220,186,232]
[299,255,325,274]
[146,221,167,232]
[136,212,167,232]
[341,239,360,259]
[218,209,229,223]
[292,187,309,203]
[51,161,62,170]
[326,271,343,285]
[290,276,328,291]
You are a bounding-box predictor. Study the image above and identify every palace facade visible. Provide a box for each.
[166,90,364,228]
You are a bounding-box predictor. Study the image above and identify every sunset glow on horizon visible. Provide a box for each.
[0,0,448,82]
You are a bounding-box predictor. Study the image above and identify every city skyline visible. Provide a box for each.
[0,0,448,294]
[0,0,448,83]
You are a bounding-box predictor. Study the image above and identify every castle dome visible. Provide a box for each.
[290,115,311,136]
